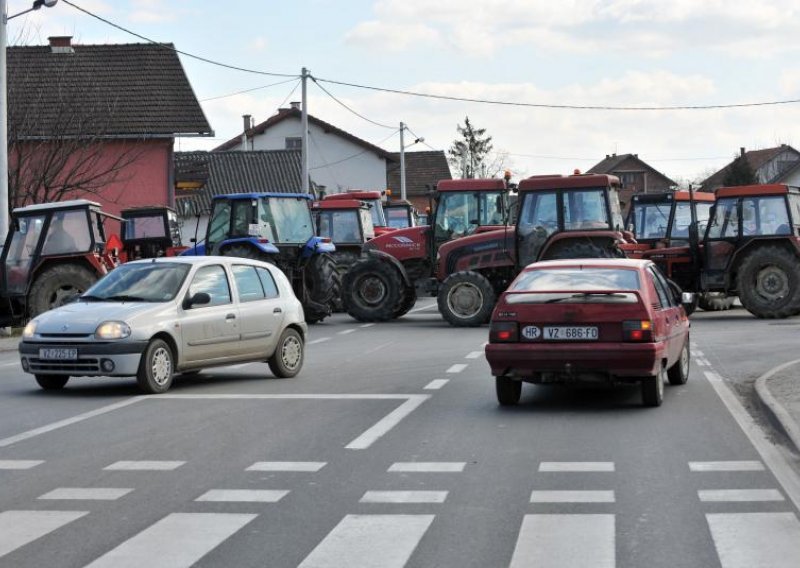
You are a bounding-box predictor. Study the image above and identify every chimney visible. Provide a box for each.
[290,101,301,111]
[242,114,252,132]
[740,147,746,157]
[49,36,74,54]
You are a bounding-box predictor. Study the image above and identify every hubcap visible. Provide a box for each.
[680,344,689,376]
[151,347,172,386]
[357,276,387,306]
[756,265,789,301]
[281,336,302,370]
[447,282,483,319]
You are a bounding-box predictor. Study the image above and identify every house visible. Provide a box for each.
[701,145,800,191]
[587,153,676,213]
[174,150,303,243]
[386,150,452,212]
[7,37,212,225]
[214,104,396,193]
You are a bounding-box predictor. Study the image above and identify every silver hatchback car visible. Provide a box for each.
[19,256,307,393]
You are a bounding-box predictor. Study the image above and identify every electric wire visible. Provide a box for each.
[200,78,299,102]
[309,129,399,170]
[311,78,396,130]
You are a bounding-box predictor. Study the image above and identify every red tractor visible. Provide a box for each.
[342,178,512,321]
[322,189,394,237]
[383,191,418,229]
[434,173,631,326]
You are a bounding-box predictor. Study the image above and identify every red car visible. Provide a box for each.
[485,259,692,407]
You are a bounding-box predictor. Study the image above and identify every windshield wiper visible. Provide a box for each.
[105,295,147,302]
[79,295,105,302]
[545,292,628,303]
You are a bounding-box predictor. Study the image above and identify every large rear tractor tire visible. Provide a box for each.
[28,264,98,318]
[304,253,341,324]
[343,259,403,322]
[698,292,735,311]
[330,251,361,312]
[393,286,417,319]
[544,240,623,261]
[438,271,496,327]
[736,246,800,318]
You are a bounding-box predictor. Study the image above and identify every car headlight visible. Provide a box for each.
[95,321,131,340]
[22,320,37,339]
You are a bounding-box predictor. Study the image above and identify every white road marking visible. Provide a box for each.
[696,359,707,367]
[704,370,800,512]
[409,303,438,314]
[539,462,615,473]
[707,512,800,568]
[359,323,375,328]
[689,461,765,472]
[39,488,132,501]
[530,490,615,503]
[226,363,251,370]
[345,395,430,450]
[337,329,355,335]
[246,461,326,472]
[694,350,705,357]
[388,462,466,473]
[446,364,467,373]
[698,489,784,502]
[308,337,331,345]
[424,379,449,390]
[104,461,185,471]
[465,351,483,359]
[0,460,43,470]
[360,490,448,504]
[298,514,434,568]
[84,512,256,568]
[0,510,88,559]
[0,398,143,448]
[0,362,19,368]
[195,489,289,503]
[509,514,614,568]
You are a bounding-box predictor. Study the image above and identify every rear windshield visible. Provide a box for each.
[510,267,640,292]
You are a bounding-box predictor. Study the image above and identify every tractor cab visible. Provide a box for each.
[312,199,375,245]
[323,190,391,236]
[626,191,715,247]
[120,206,185,260]
[383,190,417,229]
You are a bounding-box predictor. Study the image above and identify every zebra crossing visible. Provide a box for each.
[0,458,798,567]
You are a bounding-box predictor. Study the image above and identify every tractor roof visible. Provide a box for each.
[324,190,383,200]
[211,192,312,201]
[518,173,620,192]
[312,199,366,210]
[436,179,506,192]
[715,184,799,198]
[13,199,102,215]
[632,191,715,204]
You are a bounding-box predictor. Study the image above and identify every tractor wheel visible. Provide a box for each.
[303,253,341,323]
[438,271,496,327]
[698,292,735,311]
[330,252,361,312]
[393,286,417,318]
[736,245,800,318]
[28,264,98,318]
[342,259,403,322]
[545,240,622,260]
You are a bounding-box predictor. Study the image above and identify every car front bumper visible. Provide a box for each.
[485,341,665,382]
[19,340,149,377]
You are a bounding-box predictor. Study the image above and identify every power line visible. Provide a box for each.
[311,77,396,130]
[200,78,300,102]
[62,0,298,78]
[404,125,440,151]
[277,80,302,110]
[505,152,732,162]
[310,130,399,171]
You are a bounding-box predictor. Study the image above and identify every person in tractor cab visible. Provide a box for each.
[41,212,78,255]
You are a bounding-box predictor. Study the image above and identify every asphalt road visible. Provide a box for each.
[0,300,798,568]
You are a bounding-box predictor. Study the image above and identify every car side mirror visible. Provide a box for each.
[183,292,211,309]
[681,292,695,306]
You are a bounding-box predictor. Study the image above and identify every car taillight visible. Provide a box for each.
[490,321,518,343]
[623,320,653,342]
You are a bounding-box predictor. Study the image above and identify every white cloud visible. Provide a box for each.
[345,20,441,52]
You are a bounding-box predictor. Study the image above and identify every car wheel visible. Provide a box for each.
[641,364,666,407]
[34,374,69,390]
[496,376,521,406]
[667,340,690,385]
[268,328,304,378]
[136,339,174,394]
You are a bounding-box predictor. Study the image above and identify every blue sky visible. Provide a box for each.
[9,0,800,184]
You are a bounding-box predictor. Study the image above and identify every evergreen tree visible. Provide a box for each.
[447,117,494,179]
[722,154,757,186]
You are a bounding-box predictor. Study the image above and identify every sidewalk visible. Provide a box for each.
[0,333,20,353]
[755,361,800,455]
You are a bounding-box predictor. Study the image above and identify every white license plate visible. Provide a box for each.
[39,348,78,361]
[543,326,598,341]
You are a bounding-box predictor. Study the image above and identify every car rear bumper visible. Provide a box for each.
[19,341,148,377]
[485,341,665,381]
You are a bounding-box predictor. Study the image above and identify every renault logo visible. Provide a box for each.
[61,324,69,332]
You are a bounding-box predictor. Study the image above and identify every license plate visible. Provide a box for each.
[543,326,598,341]
[38,348,78,360]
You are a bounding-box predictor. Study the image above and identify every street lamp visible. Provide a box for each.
[1,0,59,237]
[399,122,424,202]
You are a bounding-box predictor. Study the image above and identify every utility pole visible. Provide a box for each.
[399,122,406,201]
[301,67,310,194]
[0,0,9,238]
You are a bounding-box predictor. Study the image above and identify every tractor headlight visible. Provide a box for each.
[22,320,37,339]
[95,321,131,340]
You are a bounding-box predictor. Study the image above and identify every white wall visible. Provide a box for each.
[250,116,389,193]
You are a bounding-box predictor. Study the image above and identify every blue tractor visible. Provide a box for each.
[184,193,341,323]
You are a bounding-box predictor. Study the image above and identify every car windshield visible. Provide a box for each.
[632,202,671,239]
[510,267,641,292]
[82,263,191,302]
[265,198,314,244]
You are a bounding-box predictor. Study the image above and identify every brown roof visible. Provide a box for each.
[7,42,212,139]
[214,107,394,160]
[386,151,452,196]
[587,153,676,186]
[702,145,800,190]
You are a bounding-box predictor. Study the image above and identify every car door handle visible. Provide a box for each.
[225,313,236,320]
[273,307,282,314]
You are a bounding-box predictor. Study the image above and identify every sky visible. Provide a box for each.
[8,0,800,186]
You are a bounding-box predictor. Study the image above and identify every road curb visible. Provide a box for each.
[754,358,800,454]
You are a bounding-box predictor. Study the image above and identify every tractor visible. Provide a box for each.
[183,192,340,323]
[322,189,394,237]
[622,191,735,312]
[434,173,631,326]
[383,191,418,229]
[342,178,513,322]
[119,206,187,261]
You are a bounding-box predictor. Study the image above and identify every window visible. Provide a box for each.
[188,265,231,306]
[4,215,45,294]
[742,196,790,236]
[649,266,674,308]
[232,265,265,302]
[207,201,232,250]
[285,137,302,150]
[510,268,640,292]
[256,267,279,298]
[563,189,609,230]
[706,198,738,239]
[517,191,557,237]
[42,209,92,255]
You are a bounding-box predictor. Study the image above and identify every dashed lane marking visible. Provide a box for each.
[509,514,614,568]
[359,324,375,328]
[246,462,326,472]
[465,351,483,359]
[689,461,765,472]
[388,462,466,473]
[308,337,331,345]
[698,489,784,502]
[38,488,133,501]
[530,490,615,503]
[539,462,615,473]
[424,379,449,390]
[338,329,355,335]
[0,460,43,470]
[446,364,468,373]
[0,510,88,559]
[195,490,289,503]
[359,491,448,504]
[104,461,185,471]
